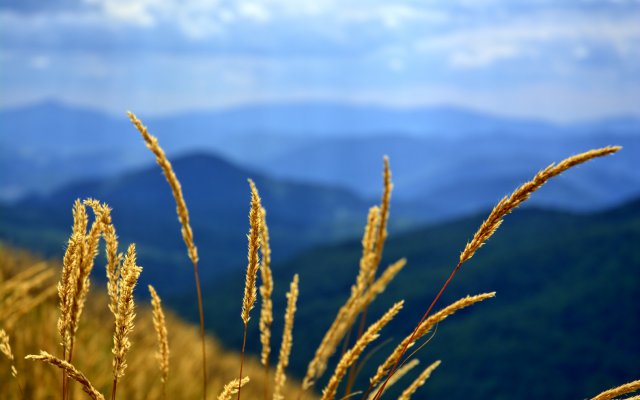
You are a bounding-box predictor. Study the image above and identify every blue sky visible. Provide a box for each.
[1,0,639,121]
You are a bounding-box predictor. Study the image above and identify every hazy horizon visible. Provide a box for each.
[3,96,640,126]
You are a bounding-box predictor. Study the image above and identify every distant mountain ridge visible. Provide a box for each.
[0,151,372,293]
[1,101,639,220]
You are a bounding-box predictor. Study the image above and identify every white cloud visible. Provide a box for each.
[414,13,640,68]
[238,2,270,22]
[100,1,156,26]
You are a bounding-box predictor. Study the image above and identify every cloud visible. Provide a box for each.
[0,0,639,120]
[99,1,155,27]
[414,13,640,69]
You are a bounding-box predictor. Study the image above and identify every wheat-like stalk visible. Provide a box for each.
[233,180,263,399]
[148,285,170,395]
[397,360,441,400]
[592,379,640,400]
[57,200,94,400]
[0,268,55,323]
[128,111,208,398]
[111,244,142,400]
[370,156,392,279]
[354,206,381,300]
[368,359,420,400]
[0,262,48,298]
[357,259,406,311]
[238,179,263,400]
[369,292,494,389]
[301,160,395,393]
[242,179,263,325]
[0,329,17,378]
[460,146,621,263]
[4,285,57,330]
[72,198,89,236]
[1,329,22,396]
[98,204,121,315]
[259,207,274,399]
[58,209,84,353]
[26,351,104,400]
[127,112,198,266]
[386,359,420,389]
[259,207,274,364]
[62,200,105,388]
[301,258,405,391]
[347,159,392,393]
[273,274,299,400]
[70,200,106,338]
[321,301,404,400]
[218,377,250,400]
[0,261,47,295]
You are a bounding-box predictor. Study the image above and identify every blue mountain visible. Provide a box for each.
[2,100,639,221]
[0,152,370,293]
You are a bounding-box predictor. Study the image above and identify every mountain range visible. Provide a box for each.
[0,152,373,293]
[2,101,639,222]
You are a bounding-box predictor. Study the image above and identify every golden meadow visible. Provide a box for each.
[0,113,638,400]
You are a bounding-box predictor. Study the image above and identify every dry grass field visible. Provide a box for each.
[0,246,312,400]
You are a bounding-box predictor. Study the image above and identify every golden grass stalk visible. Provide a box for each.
[26,351,104,400]
[67,200,105,364]
[128,111,208,398]
[98,205,121,315]
[354,206,381,300]
[0,268,55,322]
[397,360,441,400]
[4,285,57,330]
[273,274,299,400]
[386,359,420,388]
[73,198,89,236]
[0,329,18,378]
[2,267,55,304]
[369,293,494,390]
[346,157,391,396]
[591,379,640,400]
[301,258,405,391]
[372,146,621,400]
[307,159,391,394]
[111,244,142,400]
[58,199,99,400]
[367,359,420,400]
[459,146,621,264]
[238,179,263,400]
[58,214,83,353]
[148,285,170,396]
[218,377,250,400]
[1,329,23,396]
[242,179,263,325]
[370,156,392,279]
[259,207,274,399]
[357,259,406,312]
[321,301,404,400]
[127,112,198,266]
[0,261,48,298]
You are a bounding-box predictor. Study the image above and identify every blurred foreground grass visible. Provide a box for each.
[0,245,314,400]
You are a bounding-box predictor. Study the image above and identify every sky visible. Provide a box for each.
[1,0,639,122]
